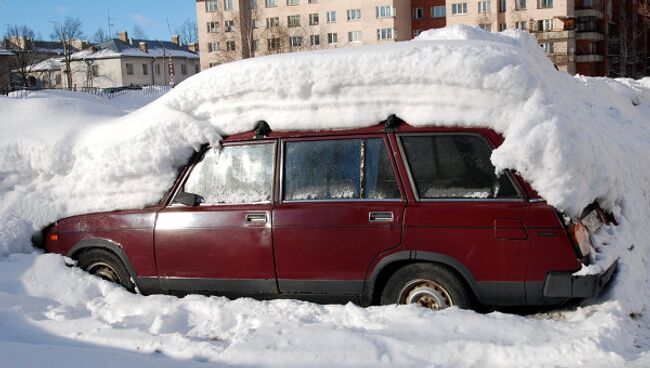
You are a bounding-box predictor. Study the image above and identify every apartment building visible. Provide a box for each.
[196,0,412,70]
[411,0,448,37]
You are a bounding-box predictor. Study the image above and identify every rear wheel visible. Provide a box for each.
[380,263,472,310]
[77,248,135,292]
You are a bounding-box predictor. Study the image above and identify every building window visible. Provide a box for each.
[225,20,235,32]
[252,39,260,51]
[432,6,446,18]
[498,23,506,31]
[267,37,281,50]
[126,63,134,75]
[538,19,553,31]
[414,7,423,19]
[326,11,336,23]
[347,9,361,21]
[309,13,319,25]
[156,64,161,74]
[288,15,301,27]
[310,34,320,45]
[181,64,187,75]
[289,36,302,48]
[479,23,491,31]
[499,0,506,12]
[142,63,148,75]
[576,16,597,32]
[376,6,395,18]
[266,17,280,28]
[287,0,299,5]
[478,1,490,13]
[451,3,468,15]
[266,0,277,7]
[327,32,338,44]
[308,0,318,3]
[538,0,553,8]
[224,0,233,11]
[206,0,219,12]
[583,0,594,6]
[250,0,258,8]
[515,21,527,30]
[226,40,236,51]
[540,42,554,54]
[348,31,362,43]
[377,28,394,40]
[515,0,527,9]
[207,22,219,33]
[208,41,219,52]
[413,29,422,37]
[195,64,200,74]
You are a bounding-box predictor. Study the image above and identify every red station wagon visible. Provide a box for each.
[39,117,617,310]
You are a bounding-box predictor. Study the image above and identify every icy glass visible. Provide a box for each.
[284,139,361,200]
[401,135,520,199]
[184,144,274,204]
[364,139,401,199]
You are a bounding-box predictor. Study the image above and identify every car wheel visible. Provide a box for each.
[380,263,472,310]
[77,248,135,292]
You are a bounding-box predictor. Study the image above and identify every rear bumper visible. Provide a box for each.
[542,260,618,298]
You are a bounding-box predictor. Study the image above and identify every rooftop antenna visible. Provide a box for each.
[107,9,115,37]
[166,18,174,38]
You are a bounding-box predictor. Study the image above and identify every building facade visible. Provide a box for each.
[0,48,11,93]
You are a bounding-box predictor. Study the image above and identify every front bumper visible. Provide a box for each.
[542,260,618,298]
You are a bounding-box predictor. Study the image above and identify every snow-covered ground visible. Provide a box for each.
[1,26,650,366]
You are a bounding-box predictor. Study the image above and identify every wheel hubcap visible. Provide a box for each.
[86,261,122,284]
[398,279,453,310]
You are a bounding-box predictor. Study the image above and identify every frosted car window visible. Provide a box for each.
[364,138,400,199]
[184,144,274,204]
[284,139,361,201]
[401,135,520,199]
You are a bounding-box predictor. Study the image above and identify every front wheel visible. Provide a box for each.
[380,263,472,310]
[77,248,135,292]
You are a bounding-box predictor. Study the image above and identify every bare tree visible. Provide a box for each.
[3,25,38,87]
[131,25,147,40]
[176,19,198,46]
[51,17,85,89]
[92,28,110,43]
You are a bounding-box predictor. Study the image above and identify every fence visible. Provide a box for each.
[2,85,172,100]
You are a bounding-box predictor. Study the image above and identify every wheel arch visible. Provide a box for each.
[67,239,139,284]
[362,250,485,306]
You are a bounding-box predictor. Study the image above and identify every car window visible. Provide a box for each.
[284,138,400,201]
[184,143,274,204]
[400,134,520,200]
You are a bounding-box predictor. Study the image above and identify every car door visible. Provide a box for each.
[273,135,406,295]
[154,141,278,295]
[396,132,530,305]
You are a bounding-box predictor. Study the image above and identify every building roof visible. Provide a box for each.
[0,48,12,56]
[71,38,198,60]
[28,57,62,72]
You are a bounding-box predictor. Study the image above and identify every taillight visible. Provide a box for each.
[569,221,592,258]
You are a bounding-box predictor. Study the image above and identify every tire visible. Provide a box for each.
[380,263,473,310]
[77,248,135,292]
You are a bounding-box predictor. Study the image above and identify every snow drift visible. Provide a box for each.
[1,25,650,366]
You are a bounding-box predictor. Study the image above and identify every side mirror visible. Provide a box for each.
[174,192,205,207]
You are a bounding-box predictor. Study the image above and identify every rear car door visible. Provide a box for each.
[397,132,530,305]
[154,141,278,295]
[273,135,406,295]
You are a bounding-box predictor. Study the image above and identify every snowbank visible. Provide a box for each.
[1,25,650,366]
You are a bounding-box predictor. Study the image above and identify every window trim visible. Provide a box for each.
[396,133,525,203]
[279,135,404,204]
[172,140,278,207]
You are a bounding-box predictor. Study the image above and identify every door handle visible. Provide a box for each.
[369,211,394,223]
[245,213,267,224]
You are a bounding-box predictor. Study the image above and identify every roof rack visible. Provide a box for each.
[254,121,271,139]
[383,114,403,133]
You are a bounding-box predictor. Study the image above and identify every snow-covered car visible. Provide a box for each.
[39,118,617,310]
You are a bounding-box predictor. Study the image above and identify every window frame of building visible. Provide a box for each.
[91,64,99,77]
[288,15,301,27]
[376,28,395,41]
[266,17,280,28]
[479,23,491,31]
[414,7,424,19]
[287,0,299,5]
[226,40,236,51]
[155,64,161,75]
[515,21,527,30]
[225,20,235,32]
[206,0,219,12]
[181,63,188,75]
[266,0,277,7]
[537,0,553,8]
[309,13,319,25]
[538,19,553,31]
[347,9,362,21]
[451,3,468,15]
[515,0,527,10]
[541,42,554,54]
[376,5,395,18]
[498,23,506,31]
[224,0,233,11]
[207,21,219,33]
[289,36,303,48]
[267,37,281,50]
[208,41,219,53]
[310,34,320,45]
[308,0,318,3]
[326,11,337,23]
[432,6,446,18]
[499,0,506,12]
[478,0,490,13]
[348,30,362,43]
[327,32,338,44]
[142,63,148,75]
[125,63,134,75]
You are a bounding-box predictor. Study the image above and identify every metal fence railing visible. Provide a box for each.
[2,85,172,100]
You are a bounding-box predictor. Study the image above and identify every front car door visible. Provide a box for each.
[154,141,278,295]
[273,135,406,296]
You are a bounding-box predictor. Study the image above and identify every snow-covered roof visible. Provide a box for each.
[27,57,62,72]
[0,48,12,56]
[71,38,198,60]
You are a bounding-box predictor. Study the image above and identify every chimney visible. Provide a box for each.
[139,41,148,53]
[188,42,198,53]
[118,31,129,43]
[171,35,180,45]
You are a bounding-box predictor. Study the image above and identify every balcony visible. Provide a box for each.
[535,30,575,41]
[549,53,575,65]
[576,9,604,19]
[576,54,604,62]
[576,32,604,41]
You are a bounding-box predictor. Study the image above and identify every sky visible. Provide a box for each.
[0,0,196,42]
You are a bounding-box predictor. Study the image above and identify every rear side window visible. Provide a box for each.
[400,134,520,200]
[284,138,400,201]
[184,143,274,204]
